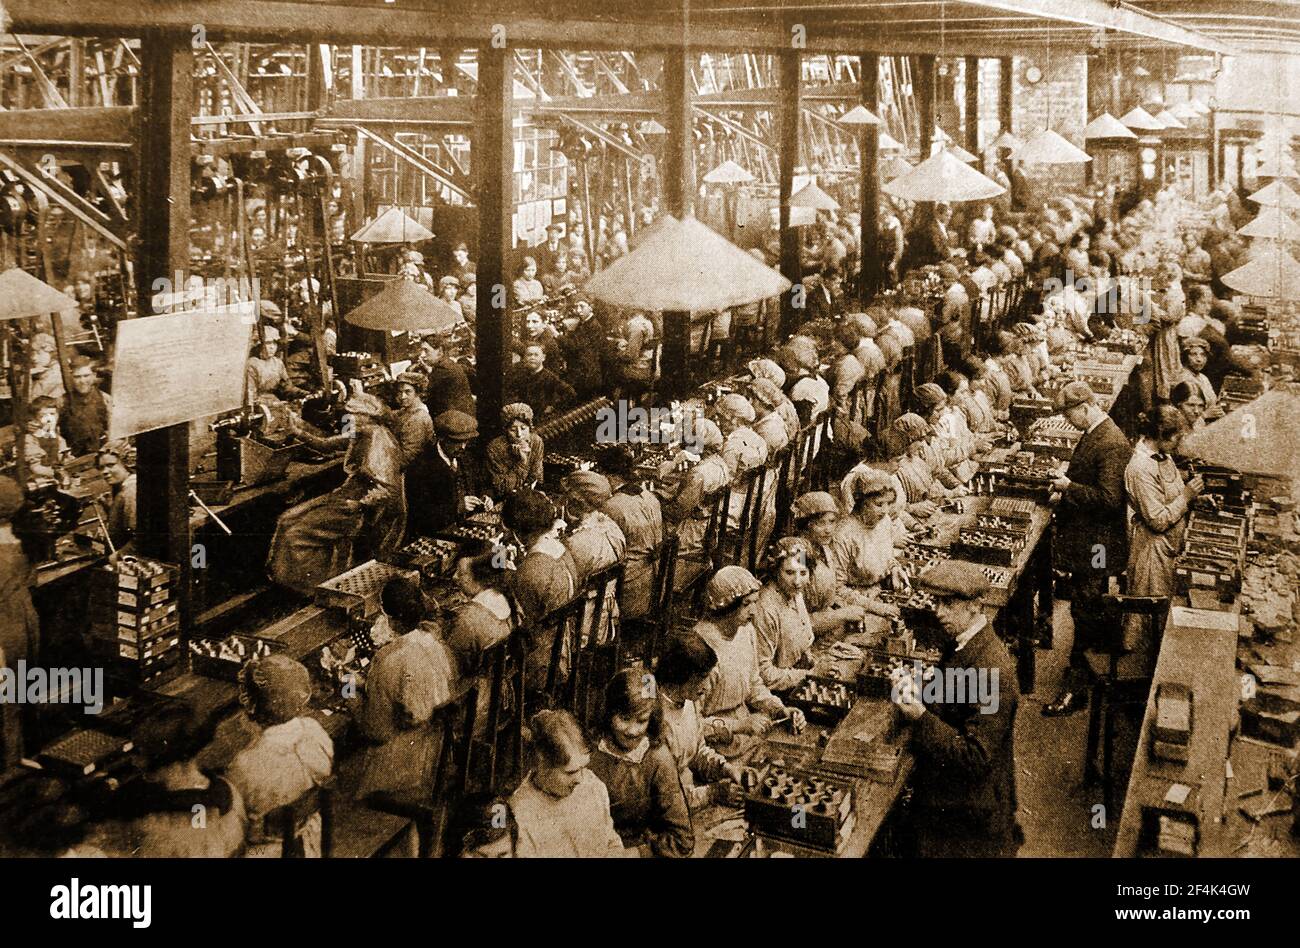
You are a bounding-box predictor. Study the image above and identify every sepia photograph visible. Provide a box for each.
[0,0,1295,927]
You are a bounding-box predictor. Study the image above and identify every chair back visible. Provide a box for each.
[264,778,334,858]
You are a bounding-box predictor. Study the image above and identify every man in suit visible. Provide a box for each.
[903,202,954,271]
[416,334,475,418]
[406,409,480,537]
[1043,381,1133,716]
[892,561,1021,857]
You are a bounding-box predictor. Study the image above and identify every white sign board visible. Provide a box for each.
[108,307,254,440]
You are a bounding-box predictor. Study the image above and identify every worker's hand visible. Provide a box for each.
[746,715,773,737]
[912,500,938,519]
[1185,475,1205,499]
[869,599,900,620]
[714,780,746,808]
[889,564,912,592]
[837,605,867,627]
[705,720,733,746]
[463,495,485,511]
[340,500,362,515]
[1051,475,1072,494]
[788,709,807,734]
[890,673,926,720]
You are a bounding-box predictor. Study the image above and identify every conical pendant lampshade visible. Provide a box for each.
[0,268,80,320]
[1084,113,1138,140]
[839,105,882,126]
[1238,206,1300,242]
[583,215,791,312]
[1014,129,1092,165]
[1120,107,1164,132]
[1248,180,1300,212]
[790,182,840,211]
[1154,109,1187,130]
[1220,244,1300,300]
[878,131,904,152]
[883,148,1006,203]
[351,206,434,244]
[703,160,755,185]
[345,279,463,332]
[992,131,1023,151]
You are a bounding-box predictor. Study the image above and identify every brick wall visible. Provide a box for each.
[1012,54,1090,191]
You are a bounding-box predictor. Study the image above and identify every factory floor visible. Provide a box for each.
[1014,598,1142,857]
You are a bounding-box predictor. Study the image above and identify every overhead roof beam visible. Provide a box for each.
[4,1,1231,56]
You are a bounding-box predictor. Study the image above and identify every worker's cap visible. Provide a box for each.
[705,565,761,611]
[500,402,534,428]
[843,312,879,339]
[562,469,613,507]
[454,241,470,253]
[692,417,724,452]
[781,336,821,373]
[258,300,282,318]
[914,383,948,412]
[716,393,756,424]
[916,560,990,602]
[748,358,786,388]
[792,490,840,521]
[883,319,915,349]
[1180,335,1211,354]
[259,325,281,343]
[439,275,461,289]
[937,262,962,281]
[403,250,425,265]
[547,223,564,234]
[1013,321,1043,339]
[853,339,886,378]
[893,412,933,443]
[844,467,896,504]
[238,654,312,726]
[0,476,24,520]
[876,332,903,367]
[1056,380,1097,412]
[435,409,479,442]
[343,392,387,418]
[395,371,426,390]
[768,535,813,567]
[746,377,785,412]
[31,332,55,352]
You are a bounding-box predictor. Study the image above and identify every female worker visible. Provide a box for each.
[660,417,734,562]
[355,577,455,800]
[792,491,875,628]
[655,632,749,811]
[750,536,839,692]
[485,402,545,497]
[1125,406,1205,600]
[830,468,910,606]
[560,470,626,587]
[694,566,805,746]
[269,392,405,594]
[1177,335,1222,421]
[600,447,664,621]
[508,709,629,857]
[390,371,434,468]
[225,654,334,857]
[511,256,545,310]
[588,670,694,857]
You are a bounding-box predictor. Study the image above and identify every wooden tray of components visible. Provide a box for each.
[975,513,1032,536]
[987,497,1036,522]
[1022,437,1076,460]
[1077,374,1120,395]
[786,676,855,725]
[189,634,285,682]
[386,535,462,575]
[744,763,856,853]
[315,560,417,615]
[954,526,1025,565]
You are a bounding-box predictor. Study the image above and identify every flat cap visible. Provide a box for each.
[434,409,479,441]
[916,560,990,601]
[439,275,461,289]
[1055,380,1097,411]
[259,324,281,343]
[914,383,948,412]
[562,469,613,507]
[343,392,387,418]
[705,565,761,611]
[396,371,426,389]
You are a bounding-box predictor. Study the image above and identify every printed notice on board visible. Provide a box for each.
[108,307,254,440]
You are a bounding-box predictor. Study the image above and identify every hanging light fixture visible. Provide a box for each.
[838,104,883,126]
[992,131,1024,152]
[944,143,979,163]
[1220,243,1300,300]
[1120,107,1165,132]
[1247,180,1300,211]
[883,148,1005,203]
[1083,113,1138,140]
[878,130,905,152]
[1014,128,1093,164]
[1237,206,1300,241]
[702,159,755,184]
[1153,109,1187,130]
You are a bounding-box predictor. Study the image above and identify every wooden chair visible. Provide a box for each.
[363,677,483,858]
[624,533,679,667]
[265,778,335,858]
[719,465,766,571]
[479,631,526,796]
[545,562,626,728]
[672,487,730,615]
[1082,593,1170,813]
